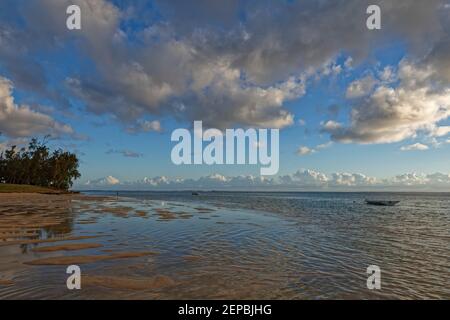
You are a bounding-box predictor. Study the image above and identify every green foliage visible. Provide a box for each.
[0,136,81,190]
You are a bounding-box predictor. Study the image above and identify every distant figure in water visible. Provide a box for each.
[116,191,119,200]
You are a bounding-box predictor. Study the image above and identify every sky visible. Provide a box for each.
[1,0,450,191]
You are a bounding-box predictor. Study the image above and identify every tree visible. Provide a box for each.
[0,136,81,190]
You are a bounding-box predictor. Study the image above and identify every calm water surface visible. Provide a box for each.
[0,191,449,299]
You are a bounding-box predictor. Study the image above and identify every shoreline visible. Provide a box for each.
[0,183,79,194]
[0,192,110,201]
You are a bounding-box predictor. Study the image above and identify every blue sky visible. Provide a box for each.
[1,0,450,190]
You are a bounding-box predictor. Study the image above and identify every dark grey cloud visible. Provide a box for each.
[0,13,73,111]
[106,149,144,158]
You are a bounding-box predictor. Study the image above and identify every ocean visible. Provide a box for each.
[87,191,450,299]
[0,191,449,299]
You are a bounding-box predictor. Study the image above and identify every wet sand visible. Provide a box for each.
[82,275,176,290]
[0,193,214,298]
[25,251,158,265]
[32,243,103,252]
[0,279,14,286]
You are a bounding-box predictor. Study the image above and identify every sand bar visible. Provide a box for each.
[32,243,103,252]
[25,251,158,265]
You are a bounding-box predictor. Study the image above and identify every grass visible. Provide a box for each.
[0,183,69,194]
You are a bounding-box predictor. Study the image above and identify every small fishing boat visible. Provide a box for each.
[365,200,400,206]
[191,192,200,196]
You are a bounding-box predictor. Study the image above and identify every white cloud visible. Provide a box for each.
[344,57,353,69]
[378,66,396,83]
[322,120,342,131]
[326,61,450,144]
[321,62,342,77]
[297,146,315,156]
[0,77,74,138]
[297,141,332,156]
[126,120,162,133]
[106,176,120,185]
[139,176,171,186]
[287,169,329,186]
[426,172,450,185]
[330,172,377,187]
[388,173,428,186]
[85,175,120,186]
[400,143,429,151]
[346,75,377,98]
[430,126,450,137]
[316,141,333,149]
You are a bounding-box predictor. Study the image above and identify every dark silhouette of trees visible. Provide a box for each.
[0,136,80,190]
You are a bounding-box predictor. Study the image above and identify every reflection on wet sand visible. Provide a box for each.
[82,275,176,290]
[0,235,101,247]
[182,255,203,262]
[0,193,209,298]
[0,279,14,286]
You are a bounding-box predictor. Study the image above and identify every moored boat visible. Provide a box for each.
[365,200,400,206]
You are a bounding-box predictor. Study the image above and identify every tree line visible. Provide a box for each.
[0,136,81,190]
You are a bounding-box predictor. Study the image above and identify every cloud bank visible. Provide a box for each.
[78,169,450,191]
